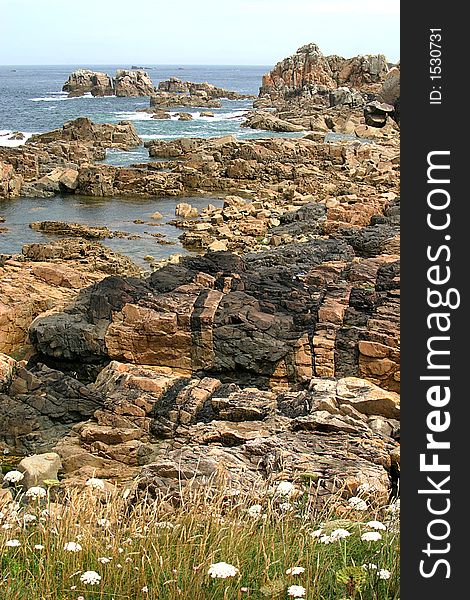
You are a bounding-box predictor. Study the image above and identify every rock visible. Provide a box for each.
[364,101,395,128]
[0,160,23,199]
[175,203,198,218]
[336,377,400,419]
[0,363,104,454]
[18,452,62,487]
[378,66,400,106]
[157,78,253,100]
[150,110,172,120]
[177,112,193,121]
[150,94,222,109]
[200,111,214,117]
[28,117,141,150]
[151,211,163,220]
[62,69,114,97]
[114,69,155,97]
[0,353,16,392]
[208,240,228,252]
[22,238,140,276]
[29,221,112,239]
[260,43,336,101]
[329,87,364,108]
[242,111,305,133]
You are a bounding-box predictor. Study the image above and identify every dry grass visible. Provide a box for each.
[0,479,400,599]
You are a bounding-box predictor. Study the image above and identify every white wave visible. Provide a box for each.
[30,91,100,102]
[114,111,154,121]
[0,130,34,147]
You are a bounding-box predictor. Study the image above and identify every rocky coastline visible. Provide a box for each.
[1,43,400,506]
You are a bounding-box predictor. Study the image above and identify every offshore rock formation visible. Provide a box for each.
[114,69,155,97]
[157,78,254,100]
[27,117,141,150]
[62,69,155,97]
[62,69,114,97]
[148,78,253,110]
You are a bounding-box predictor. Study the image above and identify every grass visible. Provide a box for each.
[0,479,399,600]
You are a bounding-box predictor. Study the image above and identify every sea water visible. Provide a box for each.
[0,64,304,264]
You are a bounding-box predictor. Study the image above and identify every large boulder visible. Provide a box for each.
[27,117,141,150]
[62,69,114,97]
[114,69,155,97]
[18,452,62,487]
[241,111,305,133]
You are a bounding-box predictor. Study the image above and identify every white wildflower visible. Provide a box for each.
[386,499,400,515]
[98,557,112,564]
[378,569,391,580]
[365,520,387,531]
[247,504,263,518]
[2,523,13,530]
[142,586,149,593]
[34,544,45,550]
[330,528,351,541]
[79,571,102,585]
[362,563,378,570]
[154,521,174,529]
[276,481,295,497]
[287,584,306,597]
[361,531,382,542]
[319,534,333,544]
[5,539,21,547]
[279,502,293,512]
[208,562,239,578]
[97,518,110,527]
[23,513,37,524]
[25,486,47,500]
[3,470,24,484]
[310,528,323,538]
[348,496,368,511]
[85,478,105,490]
[286,566,305,575]
[64,541,82,552]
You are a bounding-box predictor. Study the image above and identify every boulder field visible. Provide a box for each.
[0,42,400,504]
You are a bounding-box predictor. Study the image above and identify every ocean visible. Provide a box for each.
[0,64,302,265]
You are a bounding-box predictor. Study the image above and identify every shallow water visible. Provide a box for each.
[0,194,223,266]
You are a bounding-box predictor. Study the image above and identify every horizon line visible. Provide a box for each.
[0,63,273,68]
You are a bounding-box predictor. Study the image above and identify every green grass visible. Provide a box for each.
[0,482,400,599]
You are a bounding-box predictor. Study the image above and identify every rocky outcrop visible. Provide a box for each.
[29,218,400,391]
[0,358,104,454]
[62,69,114,97]
[260,43,392,104]
[27,117,141,150]
[0,241,139,356]
[241,111,305,133]
[157,78,253,100]
[364,101,395,128]
[147,77,253,110]
[62,69,155,97]
[114,69,155,97]
[260,43,336,101]
[0,355,399,500]
[0,160,23,198]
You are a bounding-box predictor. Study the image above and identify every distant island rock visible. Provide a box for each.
[62,68,155,97]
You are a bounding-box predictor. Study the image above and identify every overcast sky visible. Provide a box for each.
[0,0,399,66]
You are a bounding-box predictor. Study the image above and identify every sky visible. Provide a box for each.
[0,0,399,66]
